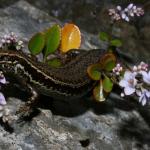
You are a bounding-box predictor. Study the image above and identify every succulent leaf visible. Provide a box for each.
[28,32,45,55]
[47,58,62,67]
[99,32,109,41]
[103,76,113,92]
[44,24,61,57]
[87,63,101,80]
[110,39,122,47]
[93,80,105,102]
[100,53,116,71]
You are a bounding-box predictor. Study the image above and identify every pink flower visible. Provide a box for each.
[0,77,6,84]
[0,32,24,51]
[127,3,134,10]
[113,63,123,75]
[136,89,150,106]
[0,92,6,105]
[108,4,144,22]
[0,71,6,84]
[119,71,137,95]
[132,62,148,73]
[141,71,150,85]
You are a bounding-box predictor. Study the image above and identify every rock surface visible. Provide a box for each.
[0,1,150,150]
[26,0,150,62]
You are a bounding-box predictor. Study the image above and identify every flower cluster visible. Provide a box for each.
[113,63,123,75]
[119,62,150,106]
[133,61,148,72]
[0,71,7,106]
[108,3,144,22]
[0,71,18,124]
[0,32,24,50]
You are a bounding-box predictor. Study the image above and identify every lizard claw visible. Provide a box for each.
[16,103,33,118]
[16,102,40,122]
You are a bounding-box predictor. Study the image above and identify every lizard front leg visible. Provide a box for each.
[16,83,39,117]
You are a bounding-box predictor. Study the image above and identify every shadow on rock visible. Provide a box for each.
[37,91,137,118]
[0,118,14,133]
[1,80,144,120]
[137,105,150,128]
[118,117,150,148]
[0,0,20,8]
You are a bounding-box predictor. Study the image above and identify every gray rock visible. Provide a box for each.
[0,0,103,51]
[0,1,150,150]
[26,0,150,61]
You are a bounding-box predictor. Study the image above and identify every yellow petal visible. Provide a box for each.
[60,23,81,53]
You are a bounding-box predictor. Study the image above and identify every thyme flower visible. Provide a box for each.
[136,89,150,106]
[118,61,150,105]
[0,71,7,105]
[0,32,24,50]
[0,71,6,84]
[108,3,144,22]
[119,71,137,95]
[141,71,150,85]
[0,92,6,105]
[113,63,123,76]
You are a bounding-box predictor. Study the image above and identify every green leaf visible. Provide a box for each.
[44,24,61,57]
[99,32,109,41]
[28,32,45,55]
[103,76,113,93]
[104,60,116,71]
[93,80,105,102]
[47,58,62,67]
[87,64,101,80]
[100,53,116,71]
[110,39,122,47]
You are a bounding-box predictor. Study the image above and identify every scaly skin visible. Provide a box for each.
[0,49,106,100]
